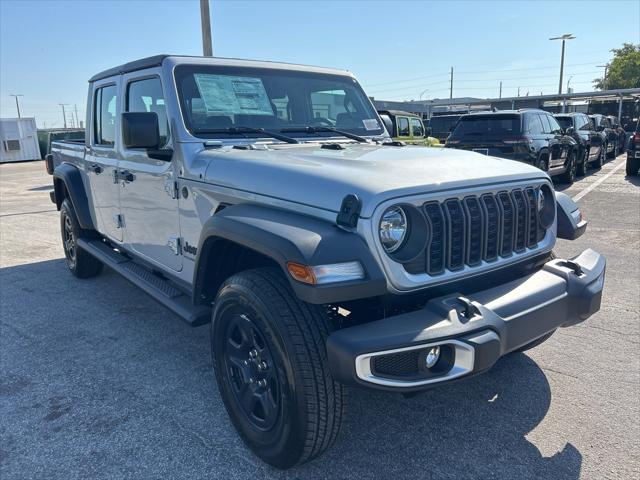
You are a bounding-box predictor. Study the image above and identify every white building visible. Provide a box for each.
[0,118,41,163]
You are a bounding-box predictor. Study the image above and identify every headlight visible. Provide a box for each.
[537,184,555,228]
[379,206,408,253]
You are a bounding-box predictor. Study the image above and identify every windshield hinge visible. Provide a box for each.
[336,194,361,230]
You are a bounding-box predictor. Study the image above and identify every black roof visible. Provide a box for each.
[377,109,421,118]
[89,55,170,82]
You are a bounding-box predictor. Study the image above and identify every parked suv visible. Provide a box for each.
[589,114,618,159]
[607,115,627,155]
[445,109,579,183]
[626,118,640,176]
[47,55,605,469]
[554,112,606,173]
[426,114,463,144]
[378,109,439,145]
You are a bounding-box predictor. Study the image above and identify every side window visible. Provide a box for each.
[94,85,117,146]
[397,117,410,137]
[547,115,563,134]
[126,77,169,147]
[538,114,552,134]
[410,118,424,137]
[526,114,543,134]
[601,117,611,128]
[578,115,591,131]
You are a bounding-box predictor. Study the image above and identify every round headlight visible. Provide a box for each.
[379,206,408,253]
[537,184,555,229]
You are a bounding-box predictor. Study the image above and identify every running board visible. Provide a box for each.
[77,239,210,326]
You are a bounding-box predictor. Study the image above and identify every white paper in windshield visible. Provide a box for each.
[193,74,273,116]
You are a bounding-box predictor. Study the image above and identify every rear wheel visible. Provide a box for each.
[536,154,549,172]
[60,199,103,278]
[211,267,346,469]
[595,144,605,168]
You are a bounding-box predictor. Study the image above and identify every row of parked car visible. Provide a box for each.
[378,109,636,183]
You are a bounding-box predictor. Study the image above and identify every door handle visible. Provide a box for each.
[119,170,135,183]
[88,164,103,174]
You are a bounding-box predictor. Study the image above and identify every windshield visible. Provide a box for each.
[452,114,521,136]
[554,116,573,129]
[429,116,461,133]
[174,65,384,139]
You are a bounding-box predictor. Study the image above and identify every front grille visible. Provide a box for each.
[407,186,545,275]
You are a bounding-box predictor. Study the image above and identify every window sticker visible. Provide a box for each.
[362,118,380,130]
[194,74,273,116]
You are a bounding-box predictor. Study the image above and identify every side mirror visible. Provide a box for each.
[565,126,575,135]
[596,125,605,132]
[122,112,160,150]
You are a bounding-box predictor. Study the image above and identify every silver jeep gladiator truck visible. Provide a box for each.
[47,55,606,469]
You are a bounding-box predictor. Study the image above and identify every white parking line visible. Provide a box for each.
[572,158,626,202]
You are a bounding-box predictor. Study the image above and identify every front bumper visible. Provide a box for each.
[327,249,605,391]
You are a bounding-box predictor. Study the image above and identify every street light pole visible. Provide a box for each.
[419,88,429,101]
[549,34,575,95]
[59,104,68,129]
[200,0,213,56]
[10,94,23,118]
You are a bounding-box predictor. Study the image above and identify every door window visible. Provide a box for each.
[397,117,410,137]
[410,118,424,137]
[94,85,117,146]
[547,115,563,134]
[126,77,170,147]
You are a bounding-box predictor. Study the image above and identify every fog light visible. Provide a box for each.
[425,346,441,368]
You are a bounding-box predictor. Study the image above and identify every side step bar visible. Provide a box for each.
[77,239,210,326]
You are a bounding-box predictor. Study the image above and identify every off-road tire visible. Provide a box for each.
[60,199,103,278]
[627,157,640,176]
[559,150,576,184]
[211,267,346,469]
[513,330,556,353]
[536,153,549,172]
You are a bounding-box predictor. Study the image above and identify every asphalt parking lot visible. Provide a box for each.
[1,156,638,480]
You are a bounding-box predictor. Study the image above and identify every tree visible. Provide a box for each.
[593,43,640,90]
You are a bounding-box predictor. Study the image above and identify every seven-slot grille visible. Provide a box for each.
[404,186,546,275]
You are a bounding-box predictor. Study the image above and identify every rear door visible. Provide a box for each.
[409,117,425,144]
[118,74,182,272]
[540,114,565,167]
[86,82,122,241]
[396,116,411,142]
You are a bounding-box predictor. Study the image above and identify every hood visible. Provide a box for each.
[199,143,548,217]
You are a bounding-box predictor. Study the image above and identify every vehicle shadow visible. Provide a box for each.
[1,259,582,480]
[624,174,640,186]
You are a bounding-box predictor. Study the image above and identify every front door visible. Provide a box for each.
[86,83,122,241]
[118,75,182,272]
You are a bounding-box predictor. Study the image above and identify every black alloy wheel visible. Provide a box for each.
[222,312,280,431]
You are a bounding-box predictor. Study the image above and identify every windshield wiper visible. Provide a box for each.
[192,126,299,144]
[280,126,369,143]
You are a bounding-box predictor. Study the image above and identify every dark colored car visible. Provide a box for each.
[589,114,618,159]
[426,114,463,144]
[626,118,640,176]
[445,109,578,183]
[554,113,606,173]
[606,115,627,154]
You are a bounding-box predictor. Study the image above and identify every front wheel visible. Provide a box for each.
[559,151,576,184]
[576,147,587,177]
[211,268,346,469]
[595,145,605,168]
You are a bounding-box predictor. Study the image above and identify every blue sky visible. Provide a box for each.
[1,0,638,128]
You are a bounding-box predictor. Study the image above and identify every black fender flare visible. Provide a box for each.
[193,204,388,304]
[52,163,94,230]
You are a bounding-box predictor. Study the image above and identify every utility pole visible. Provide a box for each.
[499,81,502,99]
[74,104,80,129]
[597,63,610,88]
[549,34,575,94]
[517,87,521,97]
[449,67,454,99]
[200,0,213,56]
[10,94,23,118]
[59,104,68,129]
